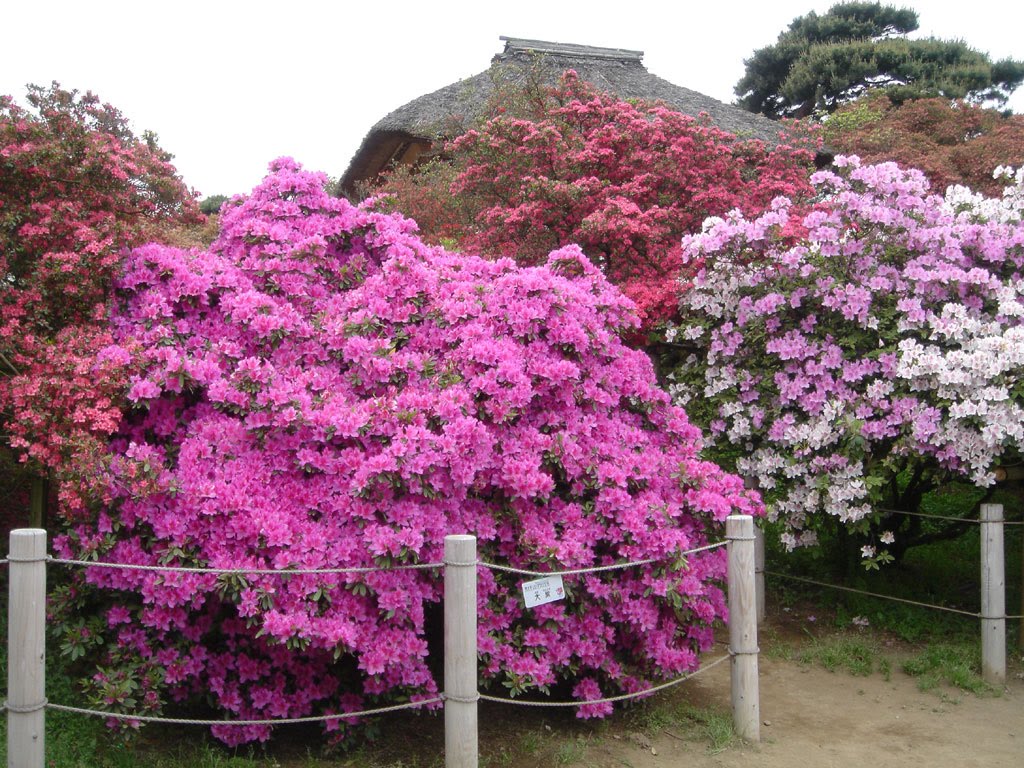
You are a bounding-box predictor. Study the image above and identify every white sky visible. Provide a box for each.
[3,0,1021,198]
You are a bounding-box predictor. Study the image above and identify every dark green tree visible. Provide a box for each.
[199,194,229,214]
[736,2,1024,118]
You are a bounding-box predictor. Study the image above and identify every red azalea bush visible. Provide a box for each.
[367,72,817,328]
[0,83,200,511]
[822,92,1024,197]
[55,159,760,744]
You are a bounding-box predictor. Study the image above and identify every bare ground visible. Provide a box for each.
[578,651,1023,768]
[255,615,1024,767]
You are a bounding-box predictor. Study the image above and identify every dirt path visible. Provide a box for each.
[579,653,1023,768]
[262,619,1022,767]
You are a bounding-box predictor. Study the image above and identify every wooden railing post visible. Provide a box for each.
[7,529,47,768]
[754,525,765,624]
[741,476,765,624]
[727,515,759,742]
[980,504,1005,685]
[444,535,478,768]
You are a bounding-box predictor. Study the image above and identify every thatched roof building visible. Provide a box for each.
[340,37,789,194]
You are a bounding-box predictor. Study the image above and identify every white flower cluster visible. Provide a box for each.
[738,444,872,530]
[670,160,1024,550]
[896,303,1024,482]
[944,165,1024,224]
[777,400,847,452]
[704,365,739,398]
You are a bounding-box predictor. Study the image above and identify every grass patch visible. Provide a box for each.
[766,482,1021,642]
[627,698,735,753]
[552,736,590,766]
[673,703,735,753]
[902,643,994,695]
[796,634,883,677]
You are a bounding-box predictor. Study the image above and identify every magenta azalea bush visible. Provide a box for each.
[666,158,1024,564]
[55,159,760,744]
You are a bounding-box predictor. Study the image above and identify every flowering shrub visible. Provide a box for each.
[57,159,760,744]
[0,83,200,512]
[822,92,1024,197]
[667,158,1024,563]
[368,72,817,328]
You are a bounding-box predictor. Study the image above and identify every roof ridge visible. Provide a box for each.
[499,36,644,62]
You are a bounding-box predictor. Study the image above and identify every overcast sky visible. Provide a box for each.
[3,0,1022,198]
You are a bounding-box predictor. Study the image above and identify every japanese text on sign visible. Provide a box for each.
[521,575,565,608]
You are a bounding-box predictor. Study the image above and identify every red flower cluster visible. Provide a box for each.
[369,72,817,328]
[0,83,200,510]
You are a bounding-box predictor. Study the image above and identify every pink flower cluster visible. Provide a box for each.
[669,157,1024,557]
[60,159,759,743]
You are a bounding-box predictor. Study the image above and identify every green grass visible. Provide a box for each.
[673,703,735,754]
[760,481,1022,701]
[902,643,994,695]
[552,736,590,766]
[627,697,736,753]
[796,635,886,678]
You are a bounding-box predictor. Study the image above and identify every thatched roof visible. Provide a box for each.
[340,37,789,193]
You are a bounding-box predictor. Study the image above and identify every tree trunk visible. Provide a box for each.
[28,476,47,529]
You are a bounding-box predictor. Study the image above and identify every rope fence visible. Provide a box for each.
[43,697,444,727]
[10,497,1015,764]
[765,570,984,618]
[879,507,1024,526]
[768,501,1024,622]
[3,521,762,767]
[763,502,1019,690]
[2,657,737,728]
[478,540,727,577]
[477,654,730,708]
[46,557,444,575]
[40,540,726,580]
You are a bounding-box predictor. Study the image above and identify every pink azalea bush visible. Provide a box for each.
[55,159,760,744]
[666,157,1024,564]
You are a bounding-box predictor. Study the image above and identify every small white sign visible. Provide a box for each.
[521,575,565,608]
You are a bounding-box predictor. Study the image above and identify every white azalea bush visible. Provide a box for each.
[666,158,1024,564]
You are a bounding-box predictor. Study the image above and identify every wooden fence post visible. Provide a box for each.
[980,504,1005,685]
[741,476,765,625]
[754,525,765,625]
[444,535,478,768]
[7,529,47,768]
[727,515,759,743]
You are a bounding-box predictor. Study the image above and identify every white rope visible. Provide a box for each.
[877,508,981,525]
[19,655,738,721]
[478,654,729,708]
[34,541,728,579]
[24,541,735,724]
[878,508,1024,527]
[442,693,479,704]
[47,557,443,576]
[479,541,727,578]
[3,698,46,714]
[42,696,443,725]
[765,571,981,618]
